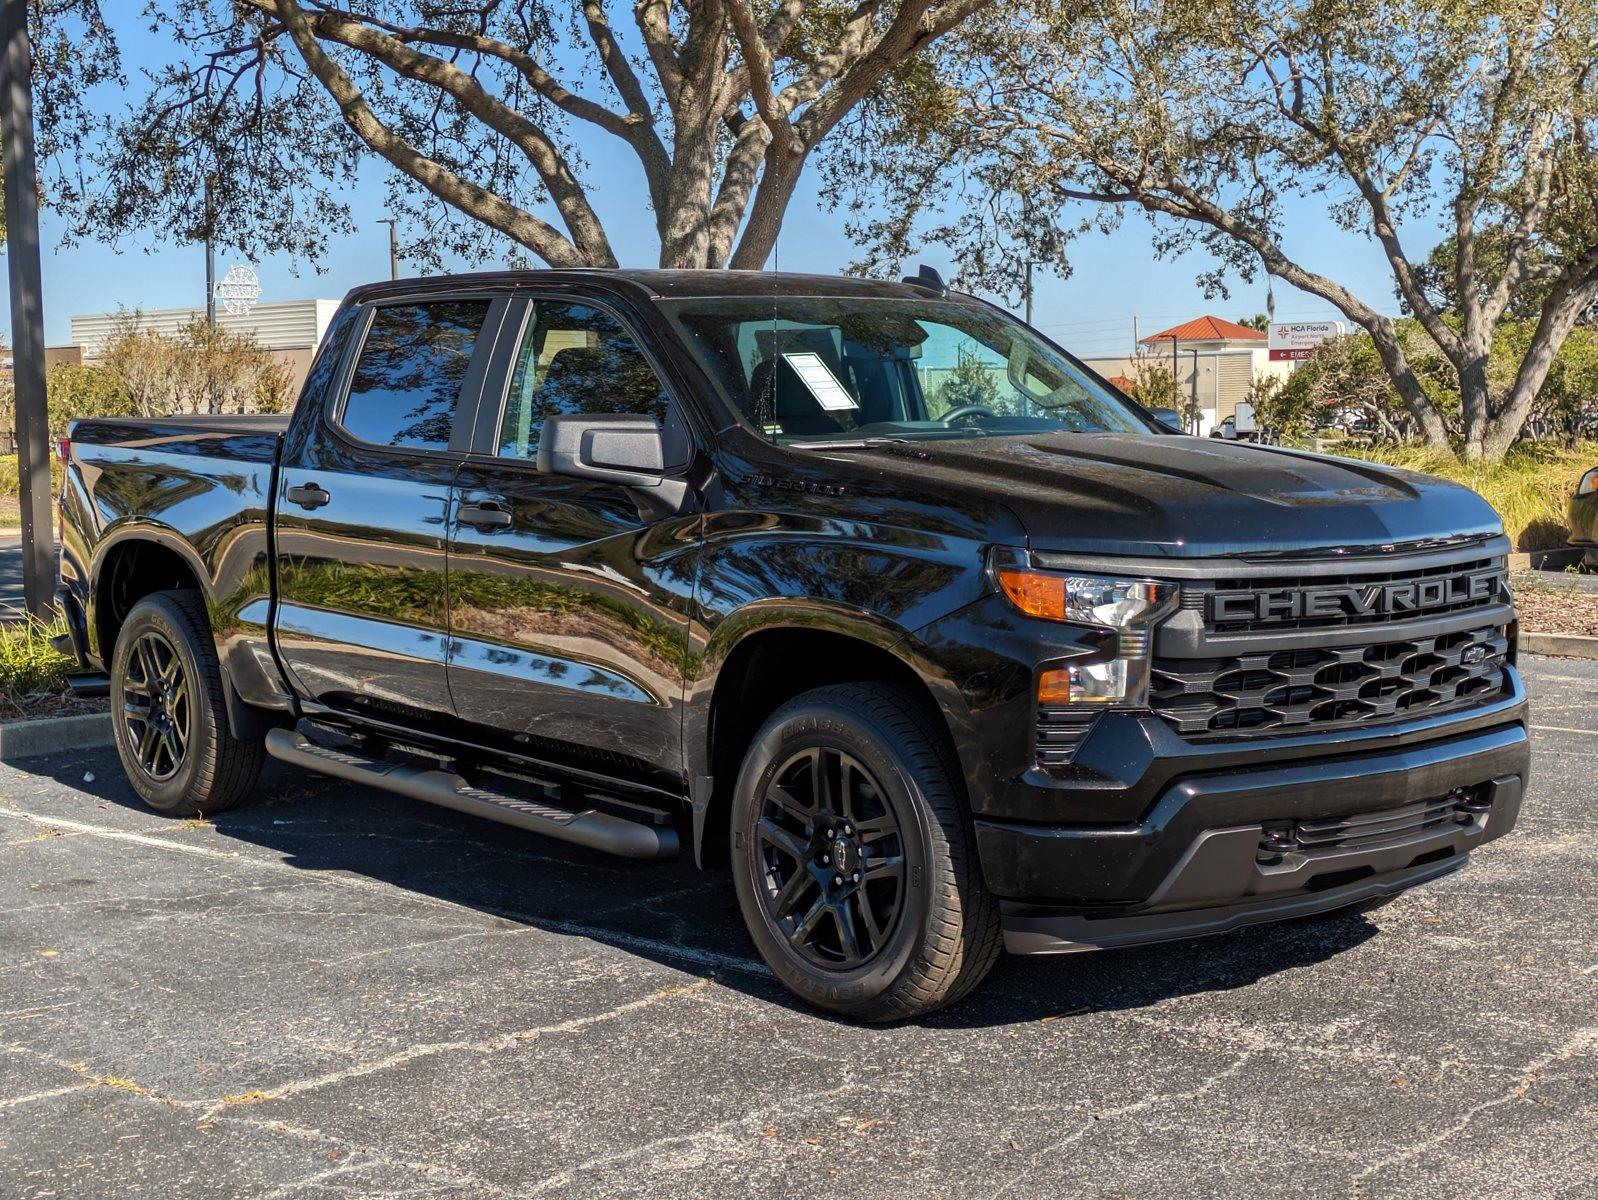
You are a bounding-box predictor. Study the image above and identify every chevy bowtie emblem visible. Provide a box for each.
[1461,644,1488,664]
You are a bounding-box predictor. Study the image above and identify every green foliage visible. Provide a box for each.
[46,363,134,438]
[1127,354,1181,411]
[0,616,77,715]
[1338,441,1595,551]
[932,348,1005,415]
[859,0,1598,460]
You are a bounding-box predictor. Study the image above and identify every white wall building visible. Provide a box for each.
[70,298,342,391]
[1081,315,1293,435]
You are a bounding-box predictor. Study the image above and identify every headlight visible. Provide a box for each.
[1577,467,1598,496]
[990,549,1178,707]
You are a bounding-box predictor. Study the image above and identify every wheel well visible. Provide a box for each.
[95,540,202,660]
[700,627,950,867]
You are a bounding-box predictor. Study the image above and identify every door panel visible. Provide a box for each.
[274,297,504,717]
[447,471,700,780]
[445,296,699,784]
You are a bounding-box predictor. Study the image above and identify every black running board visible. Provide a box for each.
[265,728,678,860]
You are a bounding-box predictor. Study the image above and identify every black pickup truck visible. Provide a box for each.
[57,268,1529,1020]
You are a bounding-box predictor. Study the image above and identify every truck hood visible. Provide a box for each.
[843,433,1502,558]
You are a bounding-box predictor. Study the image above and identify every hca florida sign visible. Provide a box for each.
[1268,320,1344,361]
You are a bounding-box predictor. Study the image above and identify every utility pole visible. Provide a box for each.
[1,0,54,619]
[1023,259,1033,327]
[378,219,399,280]
[204,176,216,326]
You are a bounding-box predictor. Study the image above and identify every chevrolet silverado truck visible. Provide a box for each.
[57,268,1530,1020]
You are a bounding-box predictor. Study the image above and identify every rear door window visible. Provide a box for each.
[339,300,493,450]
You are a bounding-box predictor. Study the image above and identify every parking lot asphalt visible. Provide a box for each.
[2,658,1594,1200]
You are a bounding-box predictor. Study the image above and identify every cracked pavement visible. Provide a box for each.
[1,657,1594,1198]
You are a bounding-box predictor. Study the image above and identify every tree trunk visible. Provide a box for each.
[1363,318,1453,456]
[658,89,720,268]
[1457,339,1493,462]
[1480,272,1598,462]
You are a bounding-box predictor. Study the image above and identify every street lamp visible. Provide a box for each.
[378,219,400,281]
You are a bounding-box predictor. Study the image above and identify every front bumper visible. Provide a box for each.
[978,709,1529,953]
[1001,772,1522,953]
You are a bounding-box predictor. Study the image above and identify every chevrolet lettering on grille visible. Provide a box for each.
[1208,567,1506,624]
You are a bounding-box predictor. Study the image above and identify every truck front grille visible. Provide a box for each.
[1150,624,1508,738]
[1180,553,1507,632]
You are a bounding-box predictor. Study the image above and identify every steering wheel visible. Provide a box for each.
[939,403,998,426]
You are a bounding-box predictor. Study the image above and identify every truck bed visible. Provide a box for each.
[69,412,290,458]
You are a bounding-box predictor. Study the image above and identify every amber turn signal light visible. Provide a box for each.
[996,567,1068,620]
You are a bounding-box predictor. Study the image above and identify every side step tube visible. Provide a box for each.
[265,729,678,860]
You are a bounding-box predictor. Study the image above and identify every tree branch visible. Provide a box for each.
[290,6,616,265]
[260,0,588,267]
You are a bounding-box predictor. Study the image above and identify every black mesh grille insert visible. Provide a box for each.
[1151,625,1509,738]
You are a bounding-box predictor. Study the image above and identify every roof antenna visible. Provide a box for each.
[901,263,947,296]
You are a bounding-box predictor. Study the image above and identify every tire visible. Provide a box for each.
[109,590,264,816]
[729,683,1002,1022]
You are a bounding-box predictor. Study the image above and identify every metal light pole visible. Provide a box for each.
[204,176,216,326]
[1,0,55,619]
[378,218,399,280]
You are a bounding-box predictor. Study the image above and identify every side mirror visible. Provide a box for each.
[1151,408,1184,433]
[538,413,666,487]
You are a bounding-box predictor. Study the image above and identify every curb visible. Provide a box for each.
[1521,631,1598,660]
[1508,547,1584,571]
[0,712,112,763]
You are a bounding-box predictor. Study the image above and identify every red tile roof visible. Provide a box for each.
[1106,374,1137,392]
[1140,316,1267,344]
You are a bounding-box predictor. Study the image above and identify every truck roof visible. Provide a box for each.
[342,268,944,306]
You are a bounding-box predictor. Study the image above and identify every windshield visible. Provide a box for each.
[656,295,1154,443]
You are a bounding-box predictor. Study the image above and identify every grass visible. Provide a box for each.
[1334,441,1594,551]
[0,454,65,528]
[0,616,79,718]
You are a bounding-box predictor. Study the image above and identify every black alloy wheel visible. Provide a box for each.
[730,683,1003,1022]
[110,590,265,816]
[120,630,191,781]
[755,745,906,970]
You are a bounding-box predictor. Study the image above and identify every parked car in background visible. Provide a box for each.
[1570,465,1598,570]
[56,269,1529,1021]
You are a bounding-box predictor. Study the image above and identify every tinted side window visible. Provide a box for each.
[340,300,491,450]
[498,301,670,459]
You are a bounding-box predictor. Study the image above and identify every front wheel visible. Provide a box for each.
[110,590,264,815]
[729,683,1002,1021]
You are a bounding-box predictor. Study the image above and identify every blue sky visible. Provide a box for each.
[5,13,1419,359]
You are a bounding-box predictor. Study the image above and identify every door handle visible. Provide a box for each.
[458,500,513,529]
[285,483,330,510]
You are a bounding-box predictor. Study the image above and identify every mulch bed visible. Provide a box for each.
[1511,572,1598,637]
[0,693,108,723]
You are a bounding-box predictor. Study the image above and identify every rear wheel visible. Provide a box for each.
[730,683,1001,1021]
[110,590,264,815]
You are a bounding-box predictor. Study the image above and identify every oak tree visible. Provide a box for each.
[63,0,991,273]
[862,0,1598,461]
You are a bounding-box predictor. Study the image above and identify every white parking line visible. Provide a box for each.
[0,806,770,980]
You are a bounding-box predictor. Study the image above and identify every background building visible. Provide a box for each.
[69,298,341,393]
[1080,315,1292,434]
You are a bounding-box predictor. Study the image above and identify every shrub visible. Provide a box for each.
[0,616,76,716]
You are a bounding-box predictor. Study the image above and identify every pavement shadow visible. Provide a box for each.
[22,748,1378,1029]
